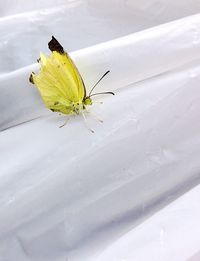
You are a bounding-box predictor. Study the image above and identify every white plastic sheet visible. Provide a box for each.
[1,1,200,260]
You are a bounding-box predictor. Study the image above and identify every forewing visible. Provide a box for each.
[48,36,86,100]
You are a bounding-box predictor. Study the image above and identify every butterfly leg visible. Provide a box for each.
[81,111,94,133]
[92,101,103,105]
[85,108,103,123]
[59,117,70,128]
[91,111,103,123]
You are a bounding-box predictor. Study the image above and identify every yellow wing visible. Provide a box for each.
[30,36,86,114]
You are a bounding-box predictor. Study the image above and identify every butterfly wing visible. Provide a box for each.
[30,36,86,114]
[48,36,86,101]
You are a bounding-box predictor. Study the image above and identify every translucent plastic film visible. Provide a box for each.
[0,1,200,260]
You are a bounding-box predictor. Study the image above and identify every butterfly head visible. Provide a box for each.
[72,98,92,114]
[83,97,92,106]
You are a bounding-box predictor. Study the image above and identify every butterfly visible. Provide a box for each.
[29,36,114,128]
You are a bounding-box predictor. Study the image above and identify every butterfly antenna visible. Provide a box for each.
[88,70,111,97]
[89,91,114,97]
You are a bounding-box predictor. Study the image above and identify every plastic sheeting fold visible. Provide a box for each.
[1,1,200,260]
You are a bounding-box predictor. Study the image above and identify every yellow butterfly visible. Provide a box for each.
[29,36,114,127]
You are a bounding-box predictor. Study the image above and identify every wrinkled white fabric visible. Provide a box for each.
[1,1,200,260]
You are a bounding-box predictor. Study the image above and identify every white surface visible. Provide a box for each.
[1,0,200,73]
[0,1,200,261]
[95,184,200,261]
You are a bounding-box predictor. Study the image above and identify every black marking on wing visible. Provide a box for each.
[48,36,64,54]
[29,73,34,84]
